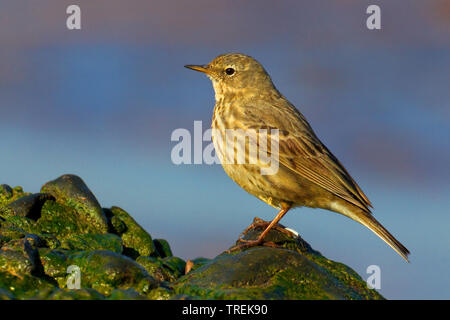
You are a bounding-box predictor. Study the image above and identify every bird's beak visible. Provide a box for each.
[184,64,211,75]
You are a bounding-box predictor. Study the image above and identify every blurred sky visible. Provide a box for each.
[0,0,449,299]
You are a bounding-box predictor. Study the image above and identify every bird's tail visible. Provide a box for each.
[354,211,410,262]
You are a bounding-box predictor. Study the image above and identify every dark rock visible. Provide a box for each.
[0,186,29,208]
[172,220,384,300]
[38,233,61,249]
[0,236,47,279]
[2,193,55,221]
[110,215,126,234]
[38,248,68,286]
[153,239,173,258]
[0,185,13,199]
[188,257,212,273]
[68,250,159,296]
[0,178,385,300]
[24,234,46,248]
[161,256,186,279]
[136,256,177,282]
[173,247,381,299]
[40,175,108,234]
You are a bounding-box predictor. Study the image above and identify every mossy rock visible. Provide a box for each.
[67,250,159,296]
[40,175,108,234]
[186,257,212,273]
[153,239,173,258]
[0,186,29,208]
[136,256,177,282]
[107,288,147,300]
[0,177,385,300]
[0,238,41,277]
[0,271,56,299]
[38,248,69,286]
[0,193,55,221]
[105,207,156,258]
[47,288,105,300]
[146,287,173,300]
[171,220,383,300]
[61,233,123,254]
[173,246,382,300]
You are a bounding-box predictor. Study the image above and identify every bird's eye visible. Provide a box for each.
[225,68,235,75]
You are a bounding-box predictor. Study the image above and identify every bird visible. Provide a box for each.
[185,53,410,262]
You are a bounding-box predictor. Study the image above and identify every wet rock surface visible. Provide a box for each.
[0,174,383,300]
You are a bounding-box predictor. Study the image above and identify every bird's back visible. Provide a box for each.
[212,92,372,213]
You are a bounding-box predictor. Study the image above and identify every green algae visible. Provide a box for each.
[107,206,156,257]
[0,176,384,300]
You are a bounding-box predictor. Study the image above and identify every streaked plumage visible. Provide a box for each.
[185,53,410,261]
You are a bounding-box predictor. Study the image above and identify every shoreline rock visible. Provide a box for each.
[0,174,383,300]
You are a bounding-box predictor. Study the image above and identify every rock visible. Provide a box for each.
[146,287,173,300]
[68,250,159,296]
[40,175,108,234]
[187,257,211,273]
[60,234,123,254]
[0,288,14,300]
[0,271,55,299]
[153,239,173,258]
[38,248,68,286]
[161,256,186,279]
[47,288,105,300]
[105,207,156,258]
[172,220,384,300]
[0,185,28,208]
[136,256,177,282]
[23,234,46,248]
[107,288,146,300]
[0,185,13,199]
[0,238,41,276]
[1,193,55,221]
[0,177,385,300]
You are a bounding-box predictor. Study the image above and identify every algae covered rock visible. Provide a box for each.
[0,238,41,276]
[0,174,169,299]
[68,250,158,296]
[105,206,156,257]
[135,255,187,283]
[0,174,384,300]
[1,193,55,221]
[40,175,108,234]
[0,185,28,208]
[172,219,384,300]
[60,233,123,253]
[153,238,173,258]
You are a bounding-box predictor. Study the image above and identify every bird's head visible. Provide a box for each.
[185,53,276,98]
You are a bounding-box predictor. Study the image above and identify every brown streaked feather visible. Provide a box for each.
[235,99,373,213]
[276,135,373,213]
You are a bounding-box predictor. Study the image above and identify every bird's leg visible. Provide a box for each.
[228,205,291,253]
[238,217,270,238]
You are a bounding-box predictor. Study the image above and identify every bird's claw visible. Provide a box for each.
[226,238,280,253]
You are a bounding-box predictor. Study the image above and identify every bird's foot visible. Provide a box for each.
[226,238,279,253]
[239,217,295,238]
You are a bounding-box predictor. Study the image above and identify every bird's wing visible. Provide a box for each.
[239,100,372,213]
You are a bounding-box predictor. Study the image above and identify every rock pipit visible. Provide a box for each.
[185,53,410,262]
